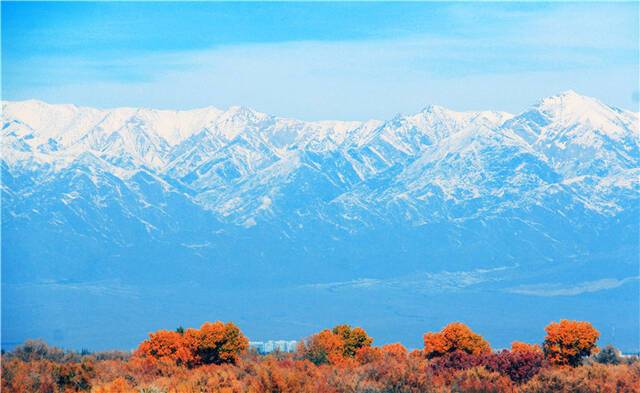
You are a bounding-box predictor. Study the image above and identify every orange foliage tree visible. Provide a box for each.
[134,321,248,367]
[194,321,249,365]
[355,346,383,364]
[542,320,599,366]
[331,324,373,357]
[511,341,543,355]
[134,330,194,366]
[299,324,372,365]
[423,322,491,358]
[353,343,409,365]
[298,329,344,365]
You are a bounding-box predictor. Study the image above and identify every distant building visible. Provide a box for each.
[249,341,265,353]
[249,340,297,354]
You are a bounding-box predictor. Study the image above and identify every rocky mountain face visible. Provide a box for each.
[2,91,638,350]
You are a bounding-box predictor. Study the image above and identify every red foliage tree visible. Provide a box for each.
[483,350,544,383]
[431,350,483,371]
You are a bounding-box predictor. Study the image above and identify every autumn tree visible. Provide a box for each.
[134,330,193,366]
[511,341,543,355]
[423,322,491,358]
[430,350,483,371]
[331,324,373,357]
[355,346,383,364]
[297,324,372,366]
[543,320,599,366]
[134,321,248,367]
[484,349,544,383]
[193,321,249,365]
[297,330,344,365]
[354,343,409,365]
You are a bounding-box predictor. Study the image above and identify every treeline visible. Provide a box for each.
[2,319,639,392]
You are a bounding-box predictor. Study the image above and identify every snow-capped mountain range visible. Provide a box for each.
[2,91,639,350]
[3,91,637,227]
[2,91,639,272]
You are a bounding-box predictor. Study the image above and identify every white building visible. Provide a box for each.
[249,340,297,354]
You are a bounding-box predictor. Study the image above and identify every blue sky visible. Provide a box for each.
[2,2,639,120]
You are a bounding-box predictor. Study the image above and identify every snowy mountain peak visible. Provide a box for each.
[417,104,512,126]
[535,90,609,117]
[225,105,263,118]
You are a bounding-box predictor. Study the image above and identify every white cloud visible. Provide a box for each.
[506,276,640,297]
